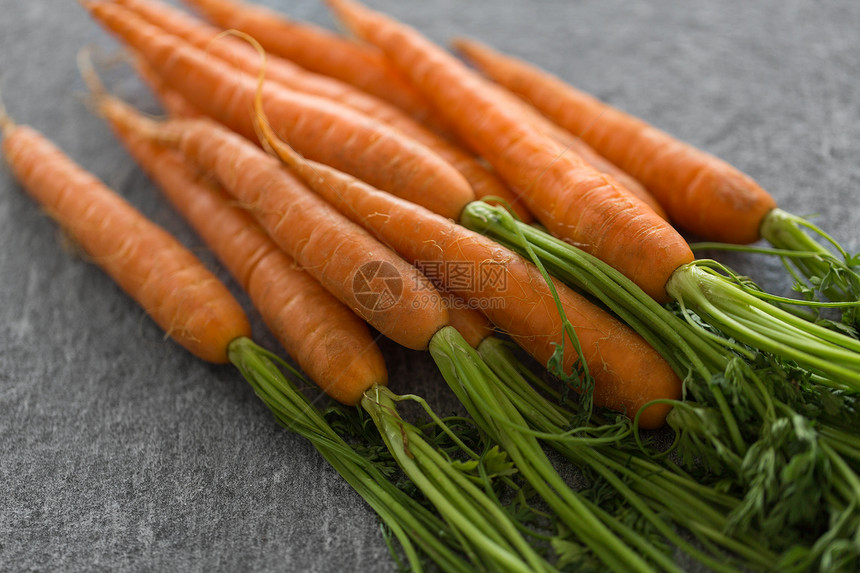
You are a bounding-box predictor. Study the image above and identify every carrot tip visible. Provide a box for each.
[0,91,15,135]
[448,37,469,52]
[324,0,358,31]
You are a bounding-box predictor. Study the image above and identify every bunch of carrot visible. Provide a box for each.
[6,5,685,571]
[84,49,621,571]
[173,0,860,568]
[6,0,860,570]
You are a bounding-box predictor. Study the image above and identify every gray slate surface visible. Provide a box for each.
[1,0,859,571]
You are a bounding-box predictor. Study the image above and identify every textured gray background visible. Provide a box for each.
[1,1,858,571]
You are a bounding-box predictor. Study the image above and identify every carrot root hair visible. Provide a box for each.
[77,48,182,149]
[77,45,110,102]
[0,90,14,135]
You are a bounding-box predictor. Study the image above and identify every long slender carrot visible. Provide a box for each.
[111,0,528,221]
[94,92,387,405]
[259,121,680,429]
[453,37,775,244]
[326,0,693,303]
[179,0,444,129]
[84,1,475,222]
[1,115,251,365]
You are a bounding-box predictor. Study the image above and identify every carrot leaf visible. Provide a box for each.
[757,208,860,328]
[667,261,860,391]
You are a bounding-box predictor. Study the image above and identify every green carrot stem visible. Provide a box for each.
[760,208,860,312]
[387,392,483,461]
[575,451,747,572]
[226,338,471,573]
[480,334,747,530]
[692,262,860,352]
[361,385,556,573]
[821,431,860,463]
[667,264,860,389]
[460,201,730,378]
[431,327,660,573]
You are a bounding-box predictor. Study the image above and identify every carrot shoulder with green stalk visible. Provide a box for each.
[325,0,860,390]
[454,37,860,324]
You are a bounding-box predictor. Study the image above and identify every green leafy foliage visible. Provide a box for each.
[450,445,518,482]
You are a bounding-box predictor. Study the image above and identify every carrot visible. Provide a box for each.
[0,114,251,365]
[93,90,387,405]
[111,0,528,221]
[84,1,475,221]
[258,118,681,429]
[179,0,445,129]
[326,0,693,303]
[453,37,775,244]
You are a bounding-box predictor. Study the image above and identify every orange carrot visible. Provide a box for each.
[326,0,693,303]
[95,93,387,405]
[454,37,777,244]
[1,116,251,364]
[259,121,680,429]
[85,1,475,221]
[180,0,444,129]
[112,0,528,220]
